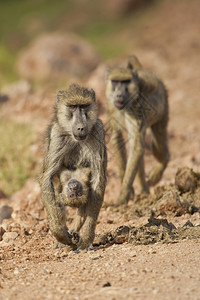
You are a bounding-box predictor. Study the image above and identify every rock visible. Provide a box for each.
[113,226,130,244]
[16,32,100,80]
[0,189,7,199]
[13,269,20,275]
[0,227,5,241]
[145,216,176,231]
[104,0,152,18]
[0,205,13,223]
[0,94,9,104]
[11,179,43,223]
[103,282,111,287]
[156,190,188,216]
[1,80,31,97]
[2,231,18,243]
[89,253,102,260]
[183,220,194,227]
[175,167,197,193]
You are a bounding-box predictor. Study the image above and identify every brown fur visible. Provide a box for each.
[39,84,107,249]
[106,55,170,205]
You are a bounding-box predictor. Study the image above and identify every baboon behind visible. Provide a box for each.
[106,55,170,205]
[39,84,107,250]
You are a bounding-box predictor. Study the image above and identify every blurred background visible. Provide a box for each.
[0,0,199,198]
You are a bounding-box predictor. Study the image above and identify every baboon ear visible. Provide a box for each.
[132,70,139,81]
[56,90,64,103]
[105,68,111,82]
[91,88,96,102]
[127,61,133,70]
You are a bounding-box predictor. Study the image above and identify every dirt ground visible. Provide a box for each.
[1,0,200,299]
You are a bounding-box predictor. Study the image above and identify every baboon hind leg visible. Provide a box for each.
[136,155,149,194]
[148,121,170,186]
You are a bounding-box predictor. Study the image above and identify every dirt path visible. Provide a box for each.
[1,239,200,300]
[1,0,200,299]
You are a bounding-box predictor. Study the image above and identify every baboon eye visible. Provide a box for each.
[68,105,77,111]
[123,80,131,84]
[80,105,90,110]
[111,80,119,89]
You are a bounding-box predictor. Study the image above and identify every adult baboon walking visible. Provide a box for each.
[106,55,169,205]
[40,84,107,249]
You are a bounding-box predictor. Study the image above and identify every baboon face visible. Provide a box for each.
[57,84,97,141]
[65,179,83,199]
[106,68,139,110]
[68,104,90,141]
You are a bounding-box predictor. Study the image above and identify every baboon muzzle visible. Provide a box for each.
[73,109,88,140]
[114,98,126,110]
[114,85,127,110]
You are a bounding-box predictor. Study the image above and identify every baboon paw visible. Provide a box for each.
[69,231,81,246]
[77,242,94,251]
[129,187,135,200]
[147,175,160,187]
[116,194,129,206]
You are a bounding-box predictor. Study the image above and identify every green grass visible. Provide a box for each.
[0,119,37,195]
[0,44,18,85]
[0,0,72,86]
[77,19,127,59]
[0,0,161,84]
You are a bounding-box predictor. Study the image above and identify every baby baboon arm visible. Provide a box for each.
[70,205,87,233]
[60,192,87,208]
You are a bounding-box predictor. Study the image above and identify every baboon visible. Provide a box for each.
[106,55,169,205]
[39,84,107,250]
[58,167,90,208]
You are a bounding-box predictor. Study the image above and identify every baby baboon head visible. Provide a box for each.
[56,84,97,141]
[106,67,139,110]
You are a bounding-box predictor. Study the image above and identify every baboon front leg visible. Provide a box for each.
[111,130,127,182]
[111,130,134,199]
[148,122,170,186]
[78,196,103,250]
[41,177,73,245]
[136,155,149,194]
[117,132,144,205]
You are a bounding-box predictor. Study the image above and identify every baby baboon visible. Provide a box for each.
[58,167,90,208]
[40,84,107,250]
[106,55,169,205]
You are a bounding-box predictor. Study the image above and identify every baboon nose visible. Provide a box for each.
[77,126,84,131]
[70,184,77,191]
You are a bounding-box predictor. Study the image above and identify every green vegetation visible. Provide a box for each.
[0,0,71,86]
[0,0,160,85]
[0,119,37,195]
